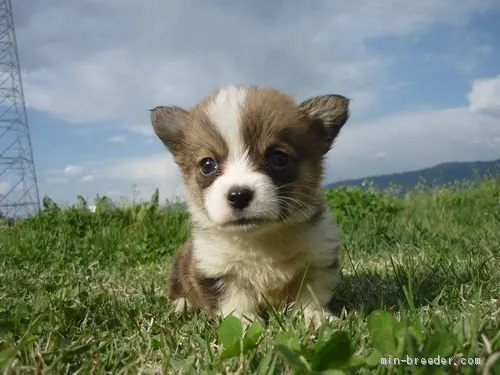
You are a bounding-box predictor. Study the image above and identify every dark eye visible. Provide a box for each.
[199,157,218,176]
[267,151,288,169]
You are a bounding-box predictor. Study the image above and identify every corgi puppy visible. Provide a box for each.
[151,84,349,328]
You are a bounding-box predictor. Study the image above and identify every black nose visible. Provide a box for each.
[227,186,254,209]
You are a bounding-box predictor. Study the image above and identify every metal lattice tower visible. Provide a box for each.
[0,0,40,218]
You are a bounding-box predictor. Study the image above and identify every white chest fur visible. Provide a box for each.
[192,212,341,302]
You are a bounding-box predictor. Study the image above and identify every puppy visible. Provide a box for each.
[150,84,349,328]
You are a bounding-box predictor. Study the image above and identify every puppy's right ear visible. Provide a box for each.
[150,106,188,154]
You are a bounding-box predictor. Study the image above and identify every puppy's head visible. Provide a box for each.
[151,84,349,232]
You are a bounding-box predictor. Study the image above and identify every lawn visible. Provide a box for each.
[1,179,499,374]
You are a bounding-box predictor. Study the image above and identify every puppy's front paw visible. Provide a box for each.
[302,306,335,329]
[172,297,193,314]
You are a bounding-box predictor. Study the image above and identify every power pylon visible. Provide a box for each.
[0,0,40,218]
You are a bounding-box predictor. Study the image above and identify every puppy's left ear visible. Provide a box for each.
[298,94,350,154]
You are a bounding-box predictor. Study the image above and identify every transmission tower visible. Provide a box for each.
[0,0,40,218]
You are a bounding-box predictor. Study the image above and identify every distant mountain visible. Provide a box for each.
[324,158,500,194]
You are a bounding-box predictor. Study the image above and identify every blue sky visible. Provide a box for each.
[6,0,500,205]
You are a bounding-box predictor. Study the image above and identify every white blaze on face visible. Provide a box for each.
[203,85,279,225]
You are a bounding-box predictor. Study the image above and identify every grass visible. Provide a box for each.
[1,178,499,374]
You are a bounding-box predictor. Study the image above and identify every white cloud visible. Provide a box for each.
[43,165,94,185]
[468,74,500,112]
[63,165,84,177]
[106,135,127,144]
[16,0,500,126]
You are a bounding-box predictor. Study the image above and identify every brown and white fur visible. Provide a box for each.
[150,84,349,328]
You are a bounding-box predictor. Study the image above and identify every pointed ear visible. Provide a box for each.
[298,94,350,153]
[150,106,188,154]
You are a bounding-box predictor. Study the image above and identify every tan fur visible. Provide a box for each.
[151,84,349,328]
[167,240,223,312]
[240,87,328,219]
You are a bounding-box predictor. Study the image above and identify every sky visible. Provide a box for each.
[7,0,500,205]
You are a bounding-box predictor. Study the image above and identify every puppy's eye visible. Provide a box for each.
[199,157,218,176]
[267,151,288,169]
